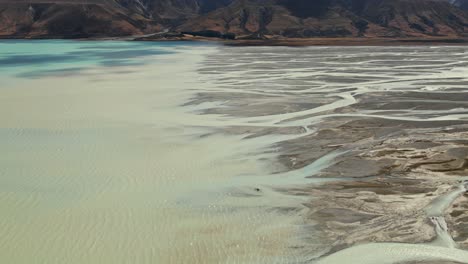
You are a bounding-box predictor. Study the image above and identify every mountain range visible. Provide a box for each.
[1,0,467,39]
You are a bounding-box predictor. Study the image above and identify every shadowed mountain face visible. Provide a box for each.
[0,0,467,38]
[0,0,157,38]
[178,0,468,37]
[454,0,468,9]
[279,0,332,18]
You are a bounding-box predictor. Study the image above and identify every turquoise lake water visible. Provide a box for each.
[0,40,310,264]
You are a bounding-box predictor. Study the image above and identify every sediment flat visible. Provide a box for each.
[194,45,468,262]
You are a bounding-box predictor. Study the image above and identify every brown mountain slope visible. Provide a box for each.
[0,0,467,38]
[0,0,157,38]
[178,0,468,38]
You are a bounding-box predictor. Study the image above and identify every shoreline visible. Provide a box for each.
[223,37,468,47]
[2,35,468,46]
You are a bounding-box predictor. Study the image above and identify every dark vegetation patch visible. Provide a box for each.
[181,30,236,39]
[199,0,233,13]
[279,0,332,18]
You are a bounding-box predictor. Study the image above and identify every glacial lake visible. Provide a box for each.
[1,40,468,264]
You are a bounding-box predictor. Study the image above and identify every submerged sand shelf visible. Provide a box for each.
[0,41,323,264]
